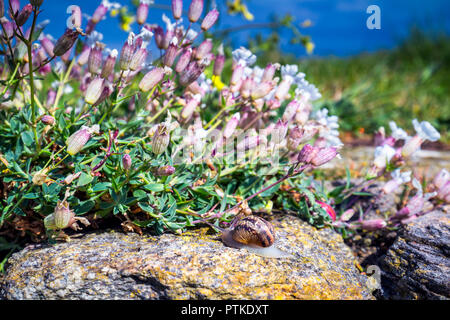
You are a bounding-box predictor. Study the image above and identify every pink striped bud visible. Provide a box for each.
[311,147,338,166]
[162,30,174,50]
[223,113,240,139]
[101,49,117,78]
[152,124,170,155]
[77,45,90,65]
[155,165,175,176]
[84,77,105,105]
[287,127,305,151]
[201,9,219,31]
[316,201,336,221]
[66,125,99,155]
[88,42,104,75]
[67,5,82,29]
[16,4,32,26]
[360,219,387,231]
[262,63,279,82]
[119,34,135,70]
[213,48,225,76]
[179,62,204,87]
[91,3,108,24]
[297,143,317,163]
[230,64,244,86]
[181,95,201,120]
[282,99,300,122]
[139,67,165,92]
[129,47,147,71]
[136,0,150,25]
[175,48,192,73]
[40,115,55,125]
[164,39,179,67]
[251,82,273,100]
[433,169,449,190]
[53,29,79,56]
[401,135,422,158]
[93,83,112,107]
[188,0,203,23]
[171,0,182,20]
[40,35,54,57]
[153,26,164,49]
[195,38,213,60]
[275,79,292,101]
[240,78,253,99]
[122,154,132,170]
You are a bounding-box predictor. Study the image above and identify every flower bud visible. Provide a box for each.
[181,95,200,120]
[316,201,336,221]
[360,219,387,231]
[201,9,219,31]
[136,0,150,25]
[16,4,32,26]
[164,38,179,67]
[53,197,75,230]
[40,115,55,125]
[77,45,91,65]
[230,64,244,86]
[179,62,203,87]
[213,48,225,76]
[339,209,355,222]
[311,147,338,166]
[91,2,108,24]
[171,0,182,20]
[297,144,317,163]
[262,63,279,82]
[119,33,135,70]
[152,124,170,155]
[66,127,92,155]
[88,42,104,75]
[275,79,292,101]
[93,83,112,107]
[155,165,175,176]
[153,26,164,49]
[53,29,79,57]
[195,39,213,60]
[433,169,449,190]
[251,82,273,100]
[139,67,164,92]
[122,154,132,170]
[175,48,192,73]
[32,168,49,186]
[271,119,288,145]
[85,77,105,105]
[401,135,422,158]
[188,0,203,23]
[40,34,55,57]
[101,49,117,78]
[129,47,147,71]
[223,113,240,139]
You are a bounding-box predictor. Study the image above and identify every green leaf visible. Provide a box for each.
[74,200,95,215]
[21,131,34,147]
[77,172,94,187]
[143,183,165,192]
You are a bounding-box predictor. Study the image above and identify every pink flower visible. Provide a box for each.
[317,201,336,221]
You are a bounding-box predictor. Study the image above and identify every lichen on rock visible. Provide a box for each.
[1,214,374,300]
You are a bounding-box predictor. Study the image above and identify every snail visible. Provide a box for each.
[205,214,293,259]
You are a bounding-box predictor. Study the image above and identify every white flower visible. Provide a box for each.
[296,80,321,101]
[281,64,298,81]
[102,0,121,10]
[162,14,177,31]
[86,31,104,46]
[232,47,256,67]
[313,109,342,147]
[137,27,154,47]
[373,144,396,168]
[391,169,411,184]
[412,119,440,142]
[389,121,409,141]
[185,29,197,42]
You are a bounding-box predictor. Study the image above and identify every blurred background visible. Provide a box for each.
[40,0,450,145]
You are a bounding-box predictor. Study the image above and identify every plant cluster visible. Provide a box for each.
[0,0,448,249]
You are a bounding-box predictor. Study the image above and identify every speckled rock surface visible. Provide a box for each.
[0,214,373,300]
[378,210,450,299]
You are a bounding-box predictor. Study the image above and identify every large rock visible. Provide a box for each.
[0,214,373,300]
[378,210,450,299]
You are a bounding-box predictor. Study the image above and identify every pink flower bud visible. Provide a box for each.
[230,64,244,86]
[155,165,175,176]
[240,78,254,99]
[188,0,203,23]
[85,77,105,105]
[164,40,179,67]
[282,99,300,122]
[213,53,225,76]
[53,29,79,57]
[275,79,292,101]
[136,0,150,25]
[153,26,165,49]
[88,43,104,75]
[139,67,165,92]
[129,47,147,71]
[93,83,112,107]
[101,49,117,78]
[297,143,317,163]
[401,135,422,158]
[77,45,90,65]
[40,115,55,125]
[201,9,219,31]
[172,0,182,20]
[91,3,108,24]
[179,62,204,87]
[16,4,32,26]
[261,63,279,82]
[433,169,449,190]
[119,35,135,70]
[251,82,273,100]
[122,154,132,170]
[316,201,336,221]
[360,219,387,231]
[223,113,240,139]
[66,126,97,155]
[175,48,192,73]
[181,95,200,120]
[40,35,54,57]
[339,209,355,222]
[195,38,213,60]
[311,147,338,166]
[162,30,174,50]
[271,119,288,144]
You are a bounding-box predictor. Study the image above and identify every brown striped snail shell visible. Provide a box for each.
[220,215,293,259]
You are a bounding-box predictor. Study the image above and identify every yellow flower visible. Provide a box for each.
[227,0,254,21]
[305,41,315,54]
[212,75,226,91]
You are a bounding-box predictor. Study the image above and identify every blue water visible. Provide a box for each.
[37,0,450,57]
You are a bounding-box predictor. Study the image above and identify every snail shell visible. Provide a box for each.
[221,215,293,259]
